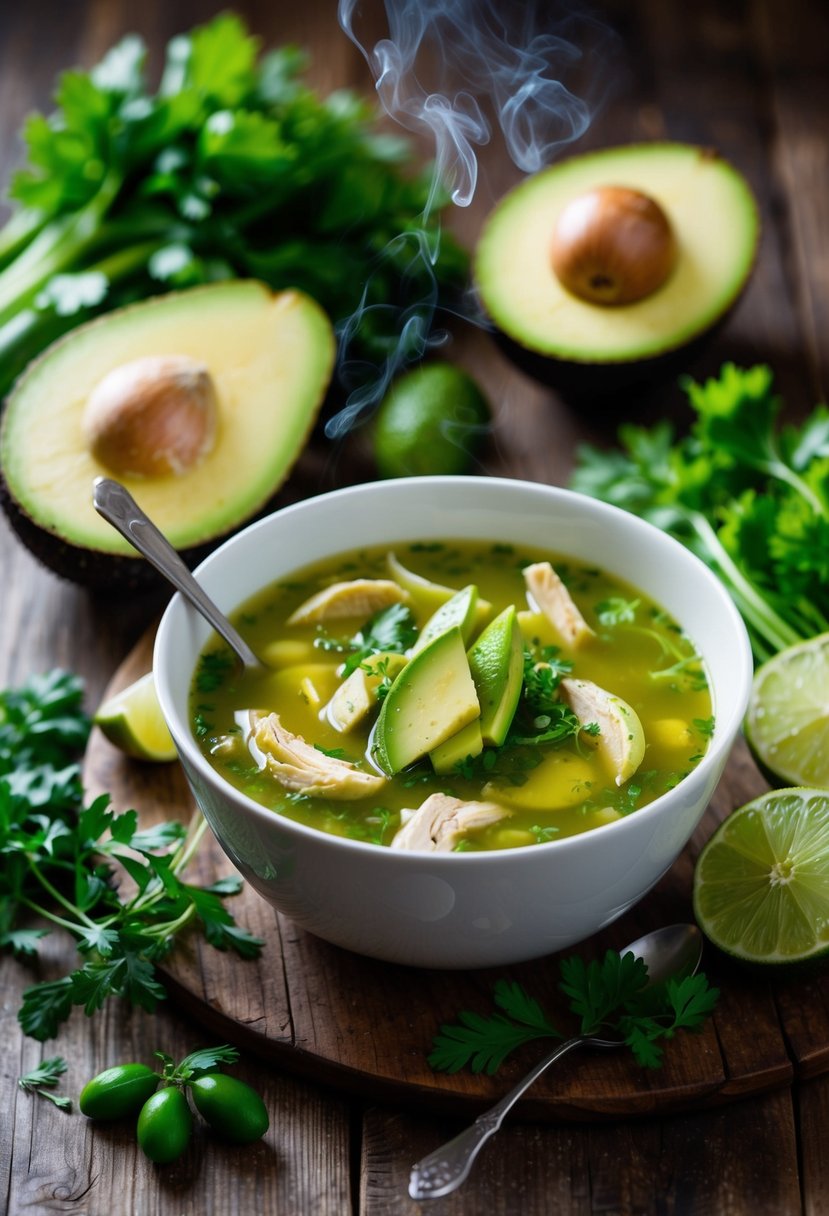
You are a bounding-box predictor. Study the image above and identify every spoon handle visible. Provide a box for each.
[409,1035,588,1201]
[93,477,261,670]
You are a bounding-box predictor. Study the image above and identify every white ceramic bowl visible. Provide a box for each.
[154,476,752,969]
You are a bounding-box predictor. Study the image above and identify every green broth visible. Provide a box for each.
[190,540,712,850]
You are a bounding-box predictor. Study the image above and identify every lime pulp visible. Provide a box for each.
[744,632,829,788]
[693,788,829,963]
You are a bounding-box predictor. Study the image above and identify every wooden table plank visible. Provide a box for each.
[361,1088,802,1215]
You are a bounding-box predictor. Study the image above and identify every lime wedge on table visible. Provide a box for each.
[744,633,829,787]
[693,789,829,963]
[94,672,177,762]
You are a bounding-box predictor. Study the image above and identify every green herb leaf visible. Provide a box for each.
[428,945,718,1076]
[175,1043,240,1079]
[572,363,829,661]
[341,603,418,676]
[1,668,262,1041]
[18,1056,72,1111]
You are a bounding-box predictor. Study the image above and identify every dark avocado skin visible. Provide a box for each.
[493,314,733,406]
[0,472,280,593]
[0,478,214,591]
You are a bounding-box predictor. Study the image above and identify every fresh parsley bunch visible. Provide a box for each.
[0,12,466,403]
[429,947,718,1075]
[0,669,262,1040]
[572,363,829,663]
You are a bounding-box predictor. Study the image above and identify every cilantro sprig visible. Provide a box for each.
[572,363,829,662]
[429,946,718,1075]
[0,670,263,1040]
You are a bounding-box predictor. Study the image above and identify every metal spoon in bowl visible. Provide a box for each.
[409,922,703,1202]
[92,476,264,672]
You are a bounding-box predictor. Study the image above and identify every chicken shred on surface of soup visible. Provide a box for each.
[189,540,713,852]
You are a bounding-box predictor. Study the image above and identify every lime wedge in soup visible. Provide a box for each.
[693,788,829,964]
[744,632,829,788]
[95,672,177,762]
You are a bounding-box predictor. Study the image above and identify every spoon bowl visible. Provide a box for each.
[409,923,703,1201]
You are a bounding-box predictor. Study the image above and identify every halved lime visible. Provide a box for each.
[693,788,829,963]
[744,633,829,787]
[94,672,177,762]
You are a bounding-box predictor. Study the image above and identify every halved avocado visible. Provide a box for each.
[474,143,759,395]
[0,280,335,590]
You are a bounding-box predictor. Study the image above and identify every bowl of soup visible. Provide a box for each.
[154,476,752,968]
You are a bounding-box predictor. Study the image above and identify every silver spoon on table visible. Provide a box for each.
[409,922,703,1202]
[92,476,264,672]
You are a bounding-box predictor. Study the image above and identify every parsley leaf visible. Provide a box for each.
[1,669,264,1040]
[18,1056,72,1112]
[572,363,829,662]
[340,603,418,676]
[158,1043,240,1082]
[429,945,718,1075]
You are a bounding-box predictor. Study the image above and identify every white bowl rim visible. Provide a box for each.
[154,475,753,862]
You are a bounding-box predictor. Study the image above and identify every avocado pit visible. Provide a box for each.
[550,185,677,306]
[82,353,218,479]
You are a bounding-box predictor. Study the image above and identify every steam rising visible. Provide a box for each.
[328,0,618,438]
[339,0,612,208]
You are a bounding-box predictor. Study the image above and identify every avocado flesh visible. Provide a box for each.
[475,143,758,365]
[467,605,524,747]
[372,626,480,775]
[430,718,484,775]
[0,281,334,572]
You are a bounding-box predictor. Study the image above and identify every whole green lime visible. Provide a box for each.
[372,362,491,478]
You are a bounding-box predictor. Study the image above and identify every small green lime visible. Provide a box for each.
[693,788,829,964]
[373,362,490,478]
[744,633,829,787]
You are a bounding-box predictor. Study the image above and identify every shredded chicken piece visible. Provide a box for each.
[523,561,595,648]
[391,793,509,852]
[559,677,645,785]
[287,578,410,624]
[248,711,386,798]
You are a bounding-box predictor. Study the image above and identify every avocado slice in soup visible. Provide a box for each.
[372,627,480,775]
[467,605,524,747]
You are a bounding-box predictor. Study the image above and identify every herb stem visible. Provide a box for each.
[18,894,90,936]
[689,512,801,652]
[170,814,209,876]
[0,172,121,325]
[141,906,198,939]
[26,859,100,930]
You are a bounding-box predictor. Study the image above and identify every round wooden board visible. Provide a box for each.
[83,629,829,1121]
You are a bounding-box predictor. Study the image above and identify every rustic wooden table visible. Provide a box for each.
[2,1,828,1213]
